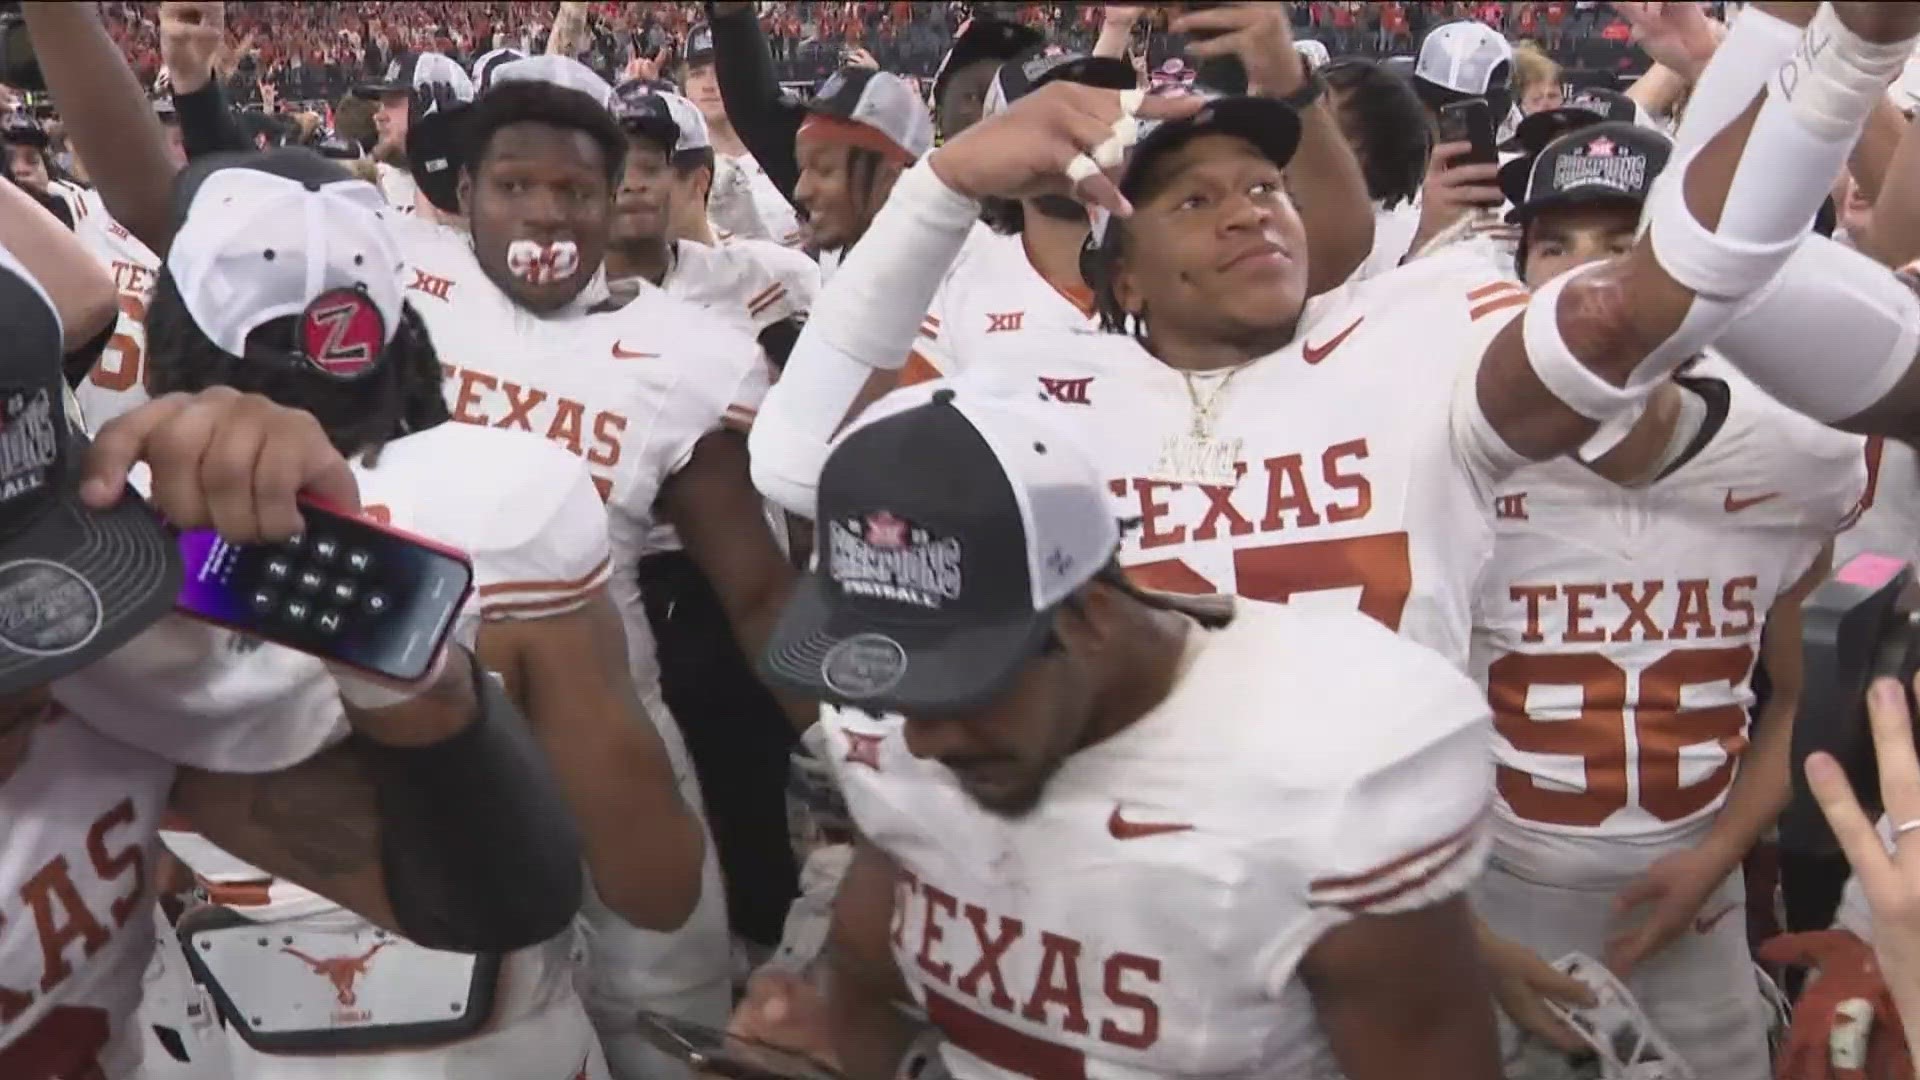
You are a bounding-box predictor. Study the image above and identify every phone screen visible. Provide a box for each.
[635,1011,845,1080]
[174,502,473,681]
[1439,98,1499,168]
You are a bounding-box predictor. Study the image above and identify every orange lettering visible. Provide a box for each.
[589,411,627,469]
[1099,953,1160,1049]
[1020,932,1089,1035]
[917,884,956,983]
[84,799,145,929]
[546,399,585,456]
[451,369,496,425]
[1321,439,1372,524]
[956,904,1022,1011]
[1563,583,1607,644]
[1259,454,1322,530]
[1130,479,1186,550]
[1669,579,1715,640]
[1720,576,1758,637]
[496,381,548,431]
[1610,581,1666,644]
[21,857,110,992]
[1511,584,1558,644]
[1191,464,1254,541]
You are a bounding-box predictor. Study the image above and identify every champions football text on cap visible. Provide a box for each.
[0,242,180,695]
[761,387,1120,713]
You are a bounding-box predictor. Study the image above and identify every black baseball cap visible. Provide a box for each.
[0,246,181,696]
[684,22,716,66]
[1506,120,1672,225]
[983,50,1137,118]
[1084,92,1303,275]
[1,116,47,149]
[1498,103,1605,156]
[932,16,1044,108]
[761,386,1119,713]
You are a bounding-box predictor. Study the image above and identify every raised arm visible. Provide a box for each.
[708,0,805,200]
[1470,2,1920,465]
[23,1,184,256]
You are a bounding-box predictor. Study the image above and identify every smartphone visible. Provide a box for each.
[634,1011,845,1080]
[173,500,473,682]
[1438,97,1499,168]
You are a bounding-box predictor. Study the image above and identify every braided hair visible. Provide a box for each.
[144,267,450,465]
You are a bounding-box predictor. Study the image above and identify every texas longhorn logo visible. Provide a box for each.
[281,940,391,1008]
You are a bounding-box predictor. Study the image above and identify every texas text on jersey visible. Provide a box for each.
[829,602,1493,1079]
[932,248,1530,667]
[1473,362,1869,845]
[48,184,161,428]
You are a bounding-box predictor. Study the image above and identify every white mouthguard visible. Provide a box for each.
[505,239,582,285]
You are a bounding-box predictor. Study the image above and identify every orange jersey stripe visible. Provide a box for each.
[1469,293,1529,322]
[476,555,612,598]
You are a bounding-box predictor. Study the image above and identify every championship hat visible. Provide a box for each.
[1083,91,1303,275]
[684,22,717,67]
[982,49,1136,120]
[761,386,1119,713]
[1505,120,1672,225]
[487,54,616,110]
[470,46,529,94]
[800,67,934,166]
[932,15,1044,110]
[1413,20,1513,116]
[353,51,476,120]
[612,82,712,156]
[165,149,407,379]
[1498,103,1606,160]
[1295,40,1332,70]
[0,242,180,696]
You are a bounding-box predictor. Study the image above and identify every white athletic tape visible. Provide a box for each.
[1646,163,1802,300]
[1065,152,1102,185]
[1777,5,1915,141]
[1118,87,1146,116]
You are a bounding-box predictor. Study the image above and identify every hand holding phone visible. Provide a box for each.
[1437,97,1499,168]
[636,1010,843,1080]
[173,499,474,683]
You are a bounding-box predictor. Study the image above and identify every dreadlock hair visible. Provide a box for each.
[462,80,629,186]
[143,267,451,464]
[1323,58,1431,211]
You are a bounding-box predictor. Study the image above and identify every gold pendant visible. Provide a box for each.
[1150,432,1244,486]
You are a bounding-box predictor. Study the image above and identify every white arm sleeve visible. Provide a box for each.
[749,160,978,519]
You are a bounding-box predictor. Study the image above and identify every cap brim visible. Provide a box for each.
[759,571,1051,714]
[1506,187,1645,225]
[1499,105,1604,154]
[352,82,407,99]
[1127,96,1304,194]
[1032,55,1138,93]
[1497,155,1532,210]
[936,22,1046,97]
[0,438,182,696]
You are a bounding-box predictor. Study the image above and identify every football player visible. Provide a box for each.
[749,0,1920,1051]
[1473,118,1870,1079]
[729,386,1503,1078]
[0,226,583,1078]
[137,147,707,1079]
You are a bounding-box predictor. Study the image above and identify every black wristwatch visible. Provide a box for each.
[1276,69,1327,112]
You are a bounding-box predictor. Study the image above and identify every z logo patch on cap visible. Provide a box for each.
[300,288,385,379]
[821,633,907,699]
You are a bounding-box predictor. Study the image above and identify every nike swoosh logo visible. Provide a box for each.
[1107,806,1193,840]
[1724,490,1781,513]
[1303,316,1365,365]
[611,341,657,360]
[1694,903,1738,934]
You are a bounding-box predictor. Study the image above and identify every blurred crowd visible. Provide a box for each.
[91,0,1691,105]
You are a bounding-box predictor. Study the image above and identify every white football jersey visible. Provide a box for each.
[925,249,1530,667]
[830,601,1493,1079]
[0,612,346,1078]
[156,422,609,1062]
[710,151,802,248]
[1471,363,1870,843]
[659,237,814,334]
[46,185,162,428]
[400,236,769,691]
[1835,436,1908,567]
[906,224,1098,382]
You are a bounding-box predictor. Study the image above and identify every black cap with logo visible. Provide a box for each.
[761,387,1119,714]
[0,248,180,696]
[1505,120,1672,225]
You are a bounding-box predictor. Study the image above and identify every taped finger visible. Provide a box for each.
[1118,87,1146,117]
[1065,152,1102,186]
